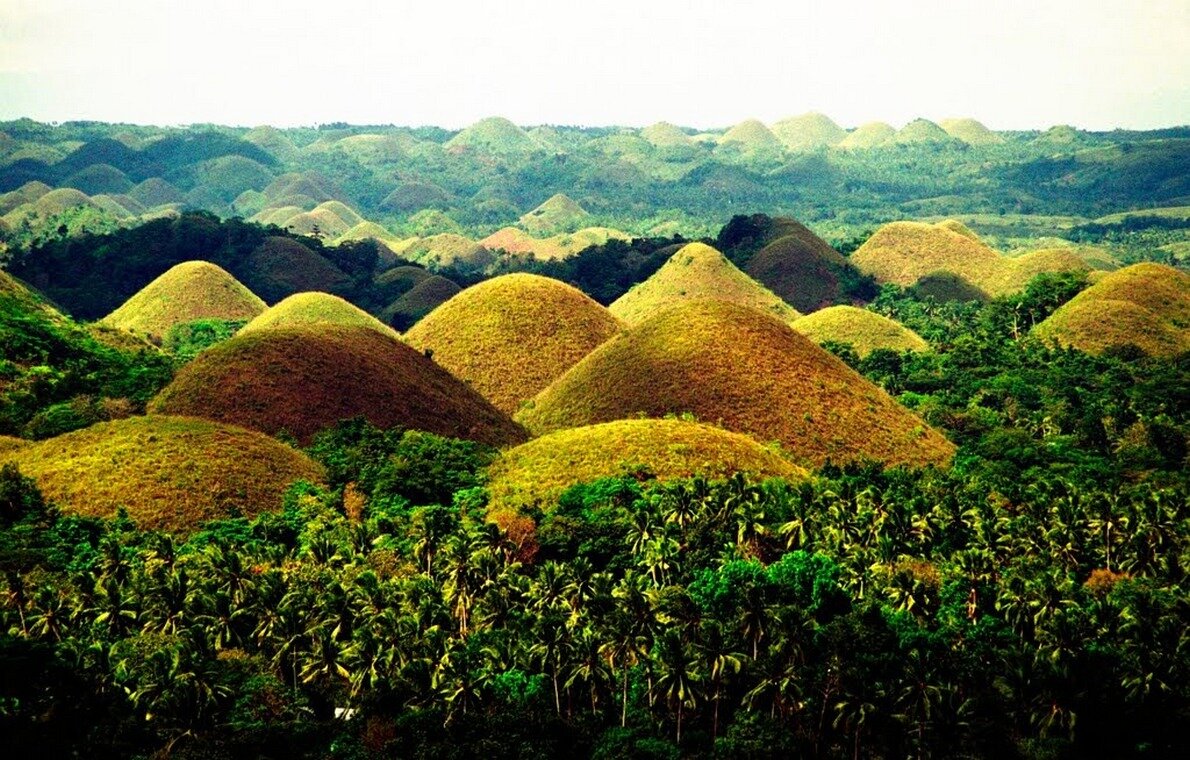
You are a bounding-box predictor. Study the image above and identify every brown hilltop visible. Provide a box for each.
[149,324,526,446]
[405,273,623,415]
[518,300,954,469]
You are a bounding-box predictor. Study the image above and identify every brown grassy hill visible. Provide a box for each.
[934,218,981,240]
[103,261,267,342]
[851,221,1004,290]
[444,117,539,155]
[0,181,52,214]
[240,291,400,340]
[743,229,849,312]
[404,273,623,415]
[519,300,955,468]
[0,435,28,454]
[894,119,955,145]
[939,118,1004,146]
[1033,263,1190,356]
[519,193,592,235]
[0,415,324,534]
[839,122,896,149]
[382,275,462,331]
[239,236,349,302]
[793,305,929,357]
[610,242,801,326]
[771,113,847,151]
[149,325,526,446]
[481,227,568,260]
[486,419,806,513]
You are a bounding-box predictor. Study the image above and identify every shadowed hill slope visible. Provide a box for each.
[149,325,526,445]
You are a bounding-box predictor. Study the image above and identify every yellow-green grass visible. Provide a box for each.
[374,264,433,299]
[241,236,349,303]
[1034,125,1083,146]
[717,119,785,151]
[519,193,592,235]
[282,207,352,239]
[486,419,806,513]
[97,193,147,216]
[262,172,339,204]
[250,206,305,228]
[64,163,133,195]
[335,221,404,248]
[793,305,929,357]
[0,435,28,454]
[103,261,267,342]
[839,122,897,149]
[610,242,801,326]
[149,325,526,446]
[0,180,52,214]
[313,200,365,227]
[192,155,274,199]
[382,276,462,330]
[852,221,1005,293]
[518,300,955,469]
[939,118,1005,146]
[405,273,624,415]
[1033,263,1190,356]
[90,195,136,219]
[640,121,694,147]
[240,291,399,340]
[402,234,495,270]
[444,117,539,154]
[1094,206,1190,224]
[894,119,955,145]
[743,228,848,312]
[991,248,1092,294]
[4,188,97,224]
[243,125,300,162]
[553,227,632,255]
[771,112,847,151]
[0,415,324,534]
[934,218,981,241]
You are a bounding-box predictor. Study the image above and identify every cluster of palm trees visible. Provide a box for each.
[2,469,1186,756]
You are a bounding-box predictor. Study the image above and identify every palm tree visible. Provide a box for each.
[697,619,744,739]
[652,628,703,744]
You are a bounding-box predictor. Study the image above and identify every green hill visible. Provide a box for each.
[771,113,847,151]
[793,305,929,357]
[939,118,1004,146]
[838,121,896,149]
[444,117,539,155]
[519,193,592,235]
[240,291,400,340]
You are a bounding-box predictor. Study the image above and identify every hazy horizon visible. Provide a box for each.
[2,0,1188,131]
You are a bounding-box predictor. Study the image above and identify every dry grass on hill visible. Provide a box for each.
[793,305,929,357]
[518,300,955,469]
[486,418,806,513]
[149,324,526,446]
[610,242,801,326]
[405,273,623,414]
[0,415,324,534]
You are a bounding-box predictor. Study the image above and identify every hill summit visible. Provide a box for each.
[103,261,266,342]
[610,242,800,325]
[405,273,622,415]
[519,299,954,468]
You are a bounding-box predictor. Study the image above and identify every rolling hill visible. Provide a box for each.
[0,415,324,534]
[770,113,847,151]
[103,261,266,342]
[1032,263,1190,356]
[518,299,955,468]
[792,305,929,356]
[519,193,592,235]
[742,229,851,312]
[381,275,462,331]
[239,291,400,340]
[404,273,623,415]
[609,242,801,325]
[839,122,896,149]
[444,117,540,155]
[149,324,526,445]
[238,236,350,302]
[486,418,805,513]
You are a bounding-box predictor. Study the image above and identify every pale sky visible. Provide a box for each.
[1,0,1187,130]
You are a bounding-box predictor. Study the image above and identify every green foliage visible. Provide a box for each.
[161,318,246,361]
